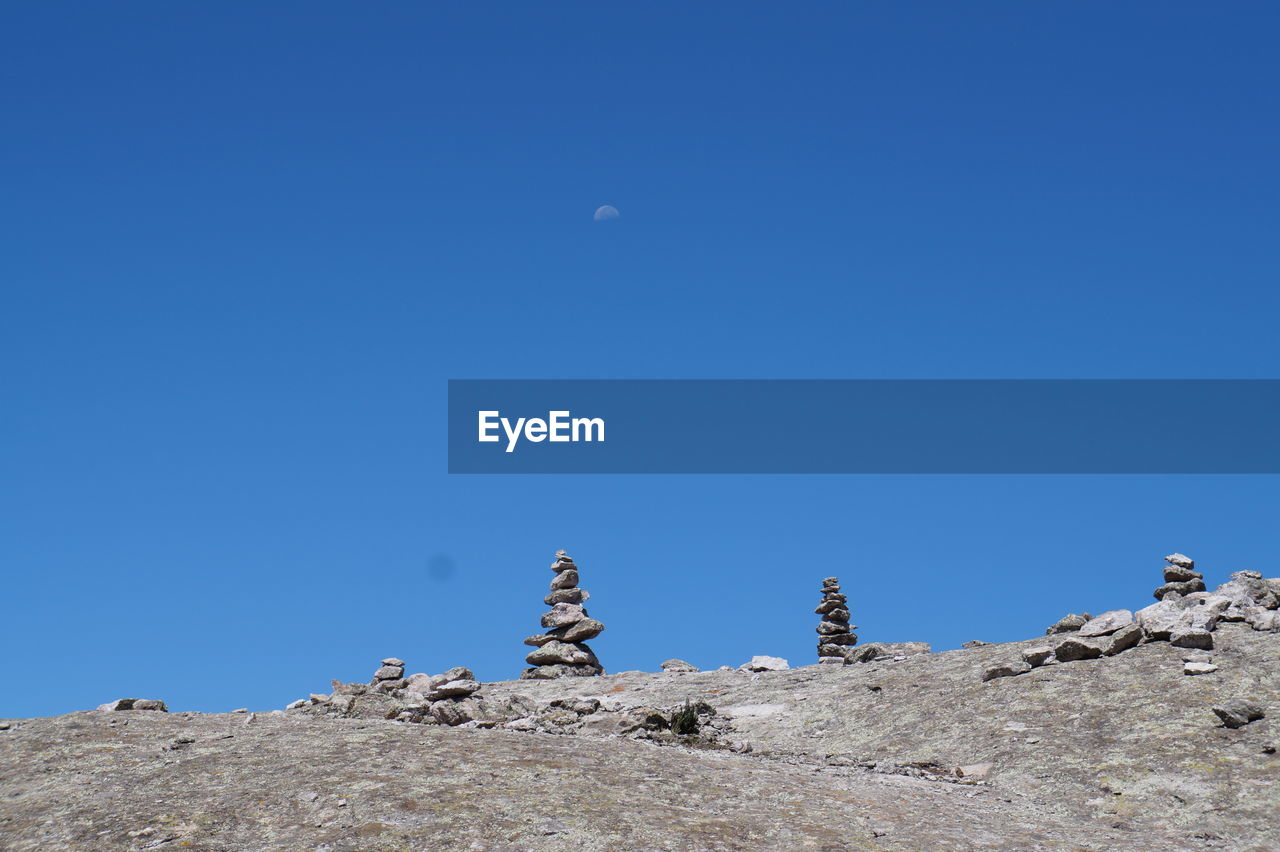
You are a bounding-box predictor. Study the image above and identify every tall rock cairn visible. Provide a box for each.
[521,549,606,679]
[1154,553,1206,600]
[816,576,858,663]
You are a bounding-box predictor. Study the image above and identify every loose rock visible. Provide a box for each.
[660,659,700,673]
[983,662,1031,682]
[1212,698,1265,729]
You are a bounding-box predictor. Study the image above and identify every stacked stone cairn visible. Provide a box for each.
[370,657,407,693]
[986,551,1280,682]
[522,549,605,678]
[1154,553,1206,600]
[815,577,858,664]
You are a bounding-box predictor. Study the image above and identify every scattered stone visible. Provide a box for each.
[1022,646,1054,667]
[426,679,482,700]
[1181,651,1212,663]
[1103,624,1143,656]
[523,550,605,679]
[1184,662,1219,676]
[0,722,11,730]
[983,662,1031,682]
[740,655,790,672]
[1135,598,1190,640]
[660,659,700,673]
[97,699,168,712]
[1212,698,1265,728]
[1054,637,1104,662]
[286,699,308,711]
[814,577,857,664]
[381,657,405,667]
[1045,613,1092,635]
[1078,610,1134,637]
[1170,628,1214,650]
[961,640,990,648]
[955,763,993,780]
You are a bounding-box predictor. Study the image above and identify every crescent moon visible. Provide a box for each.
[593,205,620,221]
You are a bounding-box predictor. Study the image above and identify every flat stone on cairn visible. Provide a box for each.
[522,550,605,679]
[815,577,858,664]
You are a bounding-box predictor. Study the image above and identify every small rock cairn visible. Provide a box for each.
[522,549,605,679]
[816,576,858,664]
[1154,553,1206,600]
[370,657,407,693]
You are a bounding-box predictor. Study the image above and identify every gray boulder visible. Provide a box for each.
[1184,661,1219,676]
[1212,698,1265,729]
[1046,613,1092,635]
[97,699,168,712]
[1245,608,1280,632]
[1165,553,1195,569]
[983,662,1031,682]
[1136,599,1190,640]
[372,665,404,681]
[1079,610,1134,637]
[1103,623,1143,656]
[660,659,700,672]
[1022,646,1054,667]
[426,679,481,700]
[1170,628,1214,650]
[740,655,789,672]
[1054,637,1104,662]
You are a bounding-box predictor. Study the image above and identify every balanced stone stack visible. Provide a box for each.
[1154,553,1206,600]
[522,550,605,679]
[370,657,407,693]
[815,577,858,663]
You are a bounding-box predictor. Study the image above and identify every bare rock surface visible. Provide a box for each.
[2,627,1278,850]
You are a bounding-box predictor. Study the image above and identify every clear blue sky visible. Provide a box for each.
[3,3,1278,717]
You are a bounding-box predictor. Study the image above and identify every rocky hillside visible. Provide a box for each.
[1,556,1277,851]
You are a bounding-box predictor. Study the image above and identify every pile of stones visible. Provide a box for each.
[1153,553,1206,600]
[815,576,858,664]
[986,552,1280,683]
[370,657,407,693]
[522,550,605,679]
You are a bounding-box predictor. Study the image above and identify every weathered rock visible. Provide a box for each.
[983,662,1031,682]
[1046,613,1092,635]
[1212,698,1265,729]
[541,602,587,628]
[521,663,604,679]
[1103,623,1143,656]
[1078,610,1134,637]
[1163,565,1200,583]
[96,699,168,712]
[426,679,482,700]
[381,657,405,667]
[523,633,558,647]
[818,632,859,647]
[1165,553,1195,569]
[1054,637,1104,662]
[524,640,600,667]
[1154,579,1206,600]
[1022,646,1054,667]
[286,699,308,711]
[817,620,851,635]
[740,656,789,672]
[1136,599,1191,640]
[962,640,991,648]
[660,659,700,672]
[550,618,606,643]
[544,588,589,606]
[1169,628,1214,650]
[1245,608,1280,632]
[438,666,475,683]
[372,665,404,681]
[815,598,847,614]
[549,569,579,590]
[1183,661,1219,676]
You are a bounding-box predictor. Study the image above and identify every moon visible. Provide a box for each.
[593,205,620,221]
